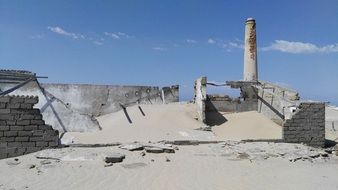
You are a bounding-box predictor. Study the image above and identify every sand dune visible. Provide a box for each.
[62,103,282,144]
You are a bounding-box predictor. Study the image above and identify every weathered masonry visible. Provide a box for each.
[0,70,179,132]
[193,18,326,147]
[0,95,59,159]
[283,102,325,147]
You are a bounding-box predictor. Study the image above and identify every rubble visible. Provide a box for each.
[103,153,125,163]
[5,158,20,166]
[119,143,144,151]
[208,141,336,162]
[119,142,176,153]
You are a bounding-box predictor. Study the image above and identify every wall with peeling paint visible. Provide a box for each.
[0,81,179,133]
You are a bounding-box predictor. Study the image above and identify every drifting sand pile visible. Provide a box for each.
[62,103,282,144]
[211,111,282,140]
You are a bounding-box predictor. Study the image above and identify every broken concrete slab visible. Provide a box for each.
[103,153,125,163]
[6,158,21,166]
[145,147,165,153]
[144,143,175,153]
[119,143,144,151]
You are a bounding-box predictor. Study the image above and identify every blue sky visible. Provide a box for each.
[1,0,337,104]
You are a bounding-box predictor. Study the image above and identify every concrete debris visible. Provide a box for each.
[195,126,212,131]
[104,163,114,167]
[119,143,144,151]
[40,160,52,165]
[103,153,125,163]
[145,147,165,153]
[119,142,176,153]
[208,141,335,162]
[144,143,175,153]
[6,158,21,166]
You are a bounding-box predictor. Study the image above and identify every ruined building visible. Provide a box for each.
[194,18,325,147]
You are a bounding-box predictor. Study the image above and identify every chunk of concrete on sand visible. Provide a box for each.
[119,143,144,151]
[103,153,125,163]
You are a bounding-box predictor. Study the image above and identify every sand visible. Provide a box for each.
[62,103,282,144]
[211,111,282,140]
[1,143,338,190]
[2,103,338,190]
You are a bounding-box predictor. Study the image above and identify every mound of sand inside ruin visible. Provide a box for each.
[62,103,282,144]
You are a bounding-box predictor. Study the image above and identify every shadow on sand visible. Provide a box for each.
[205,103,228,126]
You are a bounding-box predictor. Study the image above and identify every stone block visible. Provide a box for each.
[6,121,16,125]
[4,131,17,137]
[22,142,35,147]
[0,114,14,120]
[24,97,39,104]
[11,96,25,103]
[28,109,40,114]
[36,142,48,147]
[7,103,20,109]
[0,109,10,114]
[10,126,24,131]
[0,142,7,148]
[16,120,30,125]
[0,126,9,131]
[24,125,38,131]
[38,125,52,130]
[0,137,14,142]
[20,103,33,109]
[15,137,29,142]
[7,142,22,148]
[0,103,6,109]
[30,120,44,125]
[20,114,35,120]
[18,131,33,136]
[0,96,10,103]
[34,114,43,120]
[30,137,43,141]
[32,130,44,136]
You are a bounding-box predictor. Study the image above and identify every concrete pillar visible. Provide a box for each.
[243,18,258,81]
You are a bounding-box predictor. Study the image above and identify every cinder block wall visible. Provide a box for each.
[0,95,59,159]
[283,102,325,147]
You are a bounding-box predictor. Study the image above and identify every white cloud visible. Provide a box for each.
[104,32,133,40]
[152,47,167,51]
[117,32,133,38]
[227,42,244,49]
[93,41,104,46]
[186,39,197,44]
[47,26,84,39]
[222,41,244,52]
[104,32,120,39]
[262,40,338,53]
[30,34,43,39]
[207,38,216,44]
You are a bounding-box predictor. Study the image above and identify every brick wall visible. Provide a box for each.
[0,95,59,159]
[283,102,325,147]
